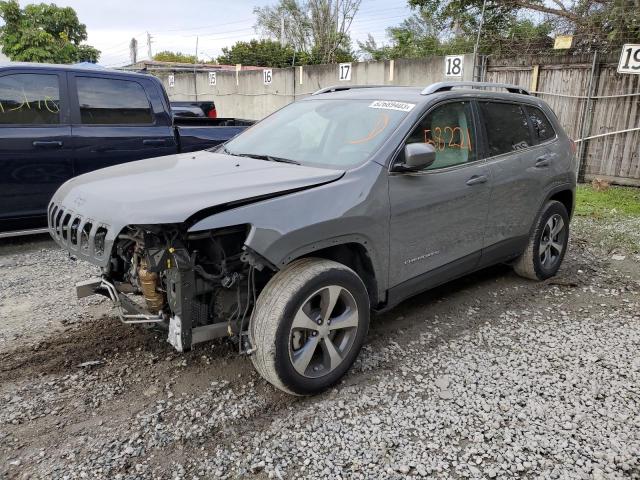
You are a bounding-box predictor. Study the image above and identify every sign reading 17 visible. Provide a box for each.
[339,63,352,81]
[618,44,640,74]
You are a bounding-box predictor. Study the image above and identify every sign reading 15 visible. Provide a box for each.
[618,44,640,74]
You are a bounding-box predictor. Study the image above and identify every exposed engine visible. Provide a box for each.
[103,224,270,352]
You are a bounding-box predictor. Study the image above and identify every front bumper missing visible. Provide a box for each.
[76,277,164,325]
[76,277,230,352]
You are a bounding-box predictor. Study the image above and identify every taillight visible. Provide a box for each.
[207,108,217,119]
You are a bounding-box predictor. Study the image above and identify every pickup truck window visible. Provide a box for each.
[224,99,411,168]
[0,73,60,125]
[77,77,153,125]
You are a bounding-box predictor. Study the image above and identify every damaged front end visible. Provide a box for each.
[70,223,271,353]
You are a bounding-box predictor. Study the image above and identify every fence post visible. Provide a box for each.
[577,52,600,182]
[530,65,539,92]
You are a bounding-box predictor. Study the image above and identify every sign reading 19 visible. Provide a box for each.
[618,44,640,74]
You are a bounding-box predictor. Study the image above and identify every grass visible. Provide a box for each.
[575,183,640,218]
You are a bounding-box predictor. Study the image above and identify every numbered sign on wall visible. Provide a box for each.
[339,63,352,81]
[618,44,640,74]
[208,72,217,86]
[444,55,464,78]
[168,74,175,88]
[263,69,273,85]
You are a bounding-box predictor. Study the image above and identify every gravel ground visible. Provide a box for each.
[0,216,638,480]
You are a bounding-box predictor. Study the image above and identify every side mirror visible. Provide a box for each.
[393,143,436,172]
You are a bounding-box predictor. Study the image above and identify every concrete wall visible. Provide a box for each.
[158,54,474,120]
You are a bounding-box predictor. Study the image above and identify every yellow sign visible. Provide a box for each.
[554,35,573,49]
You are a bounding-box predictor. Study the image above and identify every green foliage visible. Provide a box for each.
[153,51,199,64]
[217,38,355,67]
[575,184,640,218]
[407,0,640,53]
[359,6,554,60]
[217,39,298,67]
[0,0,100,63]
[253,0,359,65]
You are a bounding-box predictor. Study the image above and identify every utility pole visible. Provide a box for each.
[280,15,286,46]
[194,36,199,101]
[472,0,487,81]
[129,37,138,65]
[146,31,153,60]
[335,0,340,33]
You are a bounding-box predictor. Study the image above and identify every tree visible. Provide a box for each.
[0,1,100,63]
[407,0,639,52]
[217,39,301,67]
[153,51,199,63]
[254,0,360,64]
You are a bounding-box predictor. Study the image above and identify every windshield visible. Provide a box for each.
[223,99,414,168]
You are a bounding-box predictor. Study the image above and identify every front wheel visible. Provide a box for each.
[250,258,370,395]
[514,200,569,280]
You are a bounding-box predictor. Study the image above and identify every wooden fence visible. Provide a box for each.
[482,53,640,186]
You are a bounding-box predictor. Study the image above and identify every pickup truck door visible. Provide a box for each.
[68,73,177,176]
[387,100,491,294]
[0,70,73,231]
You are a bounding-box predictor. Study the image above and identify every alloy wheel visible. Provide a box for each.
[539,213,566,268]
[288,285,359,378]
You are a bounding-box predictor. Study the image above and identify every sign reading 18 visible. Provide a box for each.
[444,55,464,77]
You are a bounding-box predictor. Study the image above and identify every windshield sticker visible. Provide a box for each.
[369,100,415,112]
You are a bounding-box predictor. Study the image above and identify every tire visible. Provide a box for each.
[514,200,570,281]
[250,258,370,395]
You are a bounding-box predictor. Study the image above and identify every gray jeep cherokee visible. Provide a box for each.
[49,81,576,395]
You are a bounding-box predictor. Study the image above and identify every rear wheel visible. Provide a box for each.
[514,200,569,280]
[250,258,369,395]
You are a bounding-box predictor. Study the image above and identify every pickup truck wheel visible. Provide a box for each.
[250,258,370,395]
[513,200,569,281]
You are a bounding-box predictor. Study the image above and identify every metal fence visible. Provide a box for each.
[480,53,640,186]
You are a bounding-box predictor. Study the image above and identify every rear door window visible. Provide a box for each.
[0,73,60,125]
[479,102,532,157]
[525,106,556,143]
[76,77,153,125]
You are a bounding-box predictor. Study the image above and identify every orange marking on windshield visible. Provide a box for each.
[348,113,390,144]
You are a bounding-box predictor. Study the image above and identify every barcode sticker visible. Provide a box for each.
[369,100,415,112]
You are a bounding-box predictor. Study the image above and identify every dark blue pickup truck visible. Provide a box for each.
[0,63,252,236]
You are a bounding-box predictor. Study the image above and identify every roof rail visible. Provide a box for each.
[311,84,389,95]
[421,81,530,96]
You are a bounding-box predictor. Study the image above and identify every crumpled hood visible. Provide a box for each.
[51,150,345,225]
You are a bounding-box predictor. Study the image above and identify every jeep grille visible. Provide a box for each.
[48,201,110,262]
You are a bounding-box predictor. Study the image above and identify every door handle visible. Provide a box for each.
[33,140,63,149]
[143,139,168,146]
[535,155,551,168]
[466,175,488,186]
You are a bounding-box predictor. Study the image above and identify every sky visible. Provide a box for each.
[14,0,413,66]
